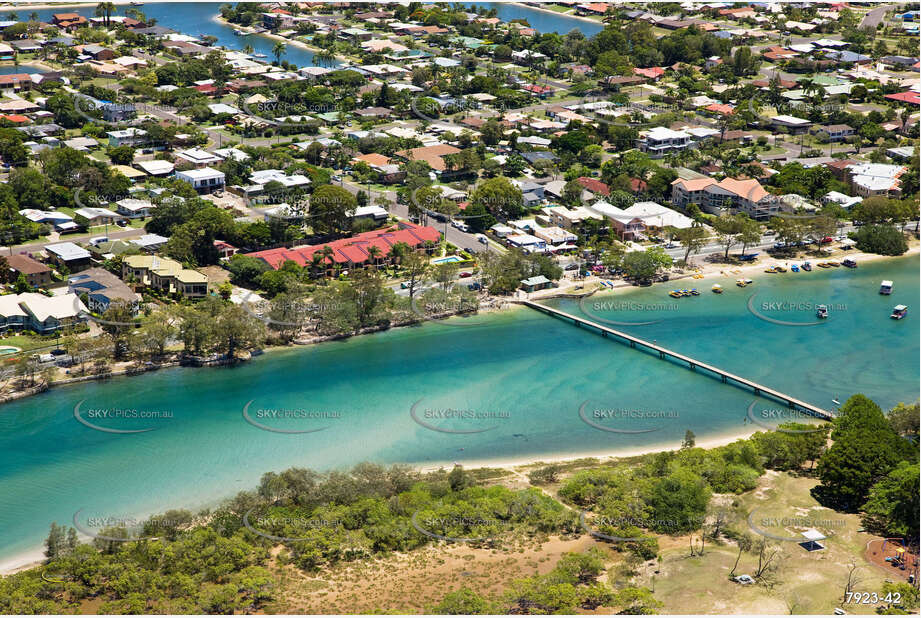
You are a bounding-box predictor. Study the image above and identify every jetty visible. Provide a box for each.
[521,300,833,419]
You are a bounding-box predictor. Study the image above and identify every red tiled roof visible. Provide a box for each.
[705,103,735,115]
[576,176,610,196]
[885,91,921,105]
[246,223,440,270]
[633,67,665,79]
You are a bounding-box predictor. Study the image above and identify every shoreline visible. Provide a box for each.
[211,14,353,66]
[510,2,606,26]
[417,425,764,473]
[0,424,764,576]
[0,1,136,12]
[1,247,916,406]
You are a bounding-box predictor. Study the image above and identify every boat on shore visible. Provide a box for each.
[774,265,787,273]
[827,261,841,267]
[880,280,893,295]
[802,262,812,271]
[765,267,778,273]
[891,305,908,320]
[791,264,800,272]
[842,258,857,268]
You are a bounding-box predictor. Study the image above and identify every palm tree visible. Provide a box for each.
[272,40,286,65]
[28,12,38,22]
[366,245,382,269]
[243,44,254,56]
[314,49,335,67]
[319,245,335,276]
[95,2,117,27]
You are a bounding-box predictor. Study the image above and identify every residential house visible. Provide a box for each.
[636,126,693,158]
[107,128,147,147]
[115,198,153,218]
[176,167,225,193]
[6,254,52,288]
[671,177,779,219]
[68,267,141,314]
[245,223,440,272]
[122,255,208,298]
[44,242,92,272]
[811,124,854,142]
[845,163,906,198]
[0,292,87,334]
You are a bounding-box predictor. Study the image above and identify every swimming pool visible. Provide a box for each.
[431,256,463,264]
[0,346,21,356]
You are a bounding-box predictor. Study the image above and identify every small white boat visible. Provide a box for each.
[891,305,908,320]
[816,304,829,319]
[253,53,267,58]
[880,280,893,295]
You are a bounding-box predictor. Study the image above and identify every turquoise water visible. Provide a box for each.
[0,256,916,562]
[15,4,342,69]
[467,3,605,36]
[0,64,48,75]
[432,255,463,264]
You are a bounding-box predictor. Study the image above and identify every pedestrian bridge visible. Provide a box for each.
[520,300,833,420]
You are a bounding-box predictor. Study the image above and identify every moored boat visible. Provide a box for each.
[669,290,682,298]
[816,304,829,319]
[712,284,723,293]
[880,280,893,295]
[891,305,908,320]
[689,288,700,296]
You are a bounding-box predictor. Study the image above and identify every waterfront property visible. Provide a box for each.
[122,255,208,298]
[246,223,440,271]
[0,292,87,333]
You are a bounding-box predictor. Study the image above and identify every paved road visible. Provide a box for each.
[338,179,503,254]
[2,227,144,256]
[860,4,896,29]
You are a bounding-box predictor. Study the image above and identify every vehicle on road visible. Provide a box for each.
[459,271,472,278]
[476,234,489,245]
[564,263,580,271]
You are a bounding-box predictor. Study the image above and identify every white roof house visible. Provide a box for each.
[135,159,175,176]
[771,114,812,127]
[249,169,311,189]
[45,242,91,261]
[175,148,222,166]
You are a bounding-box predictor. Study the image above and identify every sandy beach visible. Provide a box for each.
[510,2,606,26]
[417,425,767,474]
[0,424,765,576]
[0,0,135,12]
[212,14,354,65]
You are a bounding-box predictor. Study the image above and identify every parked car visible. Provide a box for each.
[459,271,473,278]
[564,263,580,271]
[476,234,489,245]
[467,282,481,291]
[400,281,411,289]
[820,236,833,244]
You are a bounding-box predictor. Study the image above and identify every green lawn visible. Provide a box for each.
[637,472,892,615]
